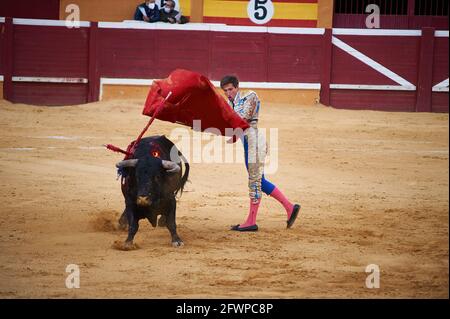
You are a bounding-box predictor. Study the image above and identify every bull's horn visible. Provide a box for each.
[116,159,139,168]
[162,160,180,173]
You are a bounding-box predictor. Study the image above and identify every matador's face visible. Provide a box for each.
[221,83,239,102]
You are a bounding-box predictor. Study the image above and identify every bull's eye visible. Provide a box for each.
[151,150,160,158]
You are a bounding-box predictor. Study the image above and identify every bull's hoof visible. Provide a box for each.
[112,240,140,251]
[171,240,184,248]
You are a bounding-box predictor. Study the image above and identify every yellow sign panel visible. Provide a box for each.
[204,0,318,20]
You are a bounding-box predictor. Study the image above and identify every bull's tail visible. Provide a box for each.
[176,151,190,197]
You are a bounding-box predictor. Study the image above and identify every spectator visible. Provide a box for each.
[134,0,160,23]
[157,0,180,12]
[159,0,189,24]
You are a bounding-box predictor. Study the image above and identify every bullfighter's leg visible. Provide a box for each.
[231,127,263,232]
[269,187,301,228]
[165,197,183,247]
[242,128,301,229]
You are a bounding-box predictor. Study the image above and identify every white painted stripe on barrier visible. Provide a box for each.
[101,78,153,86]
[154,23,214,31]
[432,78,449,92]
[241,82,321,89]
[211,81,321,89]
[12,76,88,83]
[101,78,320,89]
[13,18,90,27]
[268,27,325,35]
[100,78,321,100]
[332,28,422,36]
[99,22,327,34]
[99,21,157,30]
[5,17,432,38]
[210,25,268,33]
[435,30,449,37]
[332,36,416,89]
[330,84,416,91]
[99,21,214,31]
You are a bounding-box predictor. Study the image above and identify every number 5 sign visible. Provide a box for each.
[247,0,274,25]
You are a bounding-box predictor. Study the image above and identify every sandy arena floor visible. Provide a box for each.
[0,98,448,298]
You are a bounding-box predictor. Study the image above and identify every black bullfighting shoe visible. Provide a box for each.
[287,204,301,229]
[230,224,259,232]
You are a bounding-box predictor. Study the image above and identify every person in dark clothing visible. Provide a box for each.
[134,0,160,23]
[159,0,189,24]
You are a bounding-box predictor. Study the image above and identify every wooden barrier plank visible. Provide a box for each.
[88,22,100,102]
[267,33,322,83]
[416,28,435,112]
[2,17,13,101]
[319,28,332,105]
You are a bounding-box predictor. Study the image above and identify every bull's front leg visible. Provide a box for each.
[125,210,139,244]
[118,209,128,230]
[165,197,183,247]
[113,204,140,251]
[118,194,135,230]
[117,205,139,250]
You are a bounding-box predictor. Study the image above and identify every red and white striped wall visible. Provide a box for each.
[0,17,448,112]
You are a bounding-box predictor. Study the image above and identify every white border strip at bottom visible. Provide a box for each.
[100,78,321,100]
[330,84,416,91]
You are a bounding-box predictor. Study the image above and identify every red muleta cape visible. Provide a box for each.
[142,69,249,140]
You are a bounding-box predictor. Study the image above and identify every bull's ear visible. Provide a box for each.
[116,159,139,168]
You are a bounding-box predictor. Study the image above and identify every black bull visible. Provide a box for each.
[116,135,189,248]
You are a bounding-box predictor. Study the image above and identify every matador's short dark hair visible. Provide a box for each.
[220,75,239,89]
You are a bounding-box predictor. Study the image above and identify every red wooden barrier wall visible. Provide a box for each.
[0,18,448,112]
[0,22,4,76]
[330,32,420,112]
[96,28,324,83]
[431,35,449,113]
[268,33,323,83]
[2,18,90,105]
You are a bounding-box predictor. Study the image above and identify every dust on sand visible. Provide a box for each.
[0,98,448,298]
